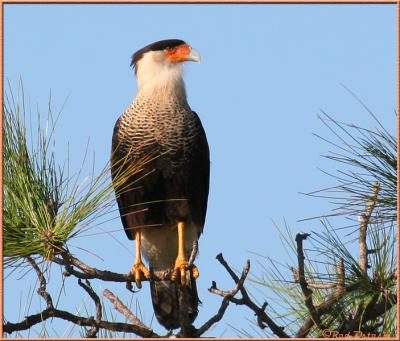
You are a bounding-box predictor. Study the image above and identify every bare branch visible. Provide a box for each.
[78,279,102,338]
[195,257,250,337]
[53,250,169,283]
[205,253,289,338]
[358,213,369,273]
[215,252,240,282]
[358,182,380,273]
[26,257,53,309]
[188,240,198,267]
[102,289,159,338]
[5,256,158,337]
[295,233,322,330]
[3,308,162,336]
[208,281,243,304]
[346,183,382,334]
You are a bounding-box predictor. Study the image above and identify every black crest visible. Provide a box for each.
[130,39,186,70]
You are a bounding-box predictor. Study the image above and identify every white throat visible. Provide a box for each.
[135,51,187,101]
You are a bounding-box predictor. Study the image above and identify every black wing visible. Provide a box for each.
[186,111,210,233]
[111,117,161,240]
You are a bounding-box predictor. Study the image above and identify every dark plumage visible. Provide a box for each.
[111,39,209,330]
[112,101,209,240]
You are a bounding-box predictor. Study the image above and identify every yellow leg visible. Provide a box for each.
[171,222,199,285]
[129,230,151,289]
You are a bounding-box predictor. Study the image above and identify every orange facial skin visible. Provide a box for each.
[164,44,192,63]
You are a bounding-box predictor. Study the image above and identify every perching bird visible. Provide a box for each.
[111,39,210,330]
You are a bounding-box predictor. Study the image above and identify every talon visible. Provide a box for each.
[191,264,199,279]
[171,258,199,285]
[129,261,151,289]
[171,258,188,285]
[171,267,179,282]
[181,265,187,286]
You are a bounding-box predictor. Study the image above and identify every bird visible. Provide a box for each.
[111,39,210,330]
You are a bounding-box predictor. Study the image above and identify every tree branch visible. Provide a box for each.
[3,308,163,336]
[4,255,159,337]
[4,256,149,337]
[295,233,322,330]
[26,256,54,309]
[195,255,249,337]
[205,253,289,338]
[102,289,159,338]
[358,182,380,274]
[4,263,147,336]
[53,250,169,283]
[78,279,102,338]
[358,213,369,273]
[187,240,198,267]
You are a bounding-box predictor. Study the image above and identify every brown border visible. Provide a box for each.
[0,1,398,340]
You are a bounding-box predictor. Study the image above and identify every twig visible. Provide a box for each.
[4,262,149,336]
[358,182,380,273]
[195,256,249,336]
[358,213,369,273]
[348,183,381,333]
[204,253,289,338]
[78,279,102,338]
[4,259,158,337]
[208,282,243,304]
[295,233,322,329]
[53,250,169,282]
[3,308,160,336]
[26,256,53,309]
[102,289,159,338]
[188,240,198,267]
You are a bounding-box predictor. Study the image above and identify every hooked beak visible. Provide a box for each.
[187,48,201,62]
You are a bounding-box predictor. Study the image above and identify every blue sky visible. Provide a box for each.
[3,3,397,337]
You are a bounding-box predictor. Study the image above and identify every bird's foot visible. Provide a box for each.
[171,257,199,285]
[128,261,151,289]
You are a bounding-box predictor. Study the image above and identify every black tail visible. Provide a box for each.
[150,278,199,330]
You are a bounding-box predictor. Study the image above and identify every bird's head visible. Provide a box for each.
[131,39,200,95]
